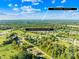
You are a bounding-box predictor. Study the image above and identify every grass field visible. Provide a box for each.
[0,20,79,59]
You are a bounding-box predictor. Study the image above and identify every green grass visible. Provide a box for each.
[0,24,79,59]
[0,44,20,59]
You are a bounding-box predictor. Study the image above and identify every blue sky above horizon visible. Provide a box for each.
[0,0,79,20]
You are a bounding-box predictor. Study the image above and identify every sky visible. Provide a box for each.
[0,0,79,20]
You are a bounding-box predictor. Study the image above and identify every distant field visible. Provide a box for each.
[0,20,79,25]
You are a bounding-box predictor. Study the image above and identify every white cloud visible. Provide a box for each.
[21,6,32,12]
[22,0,27,2]
[61,0,66,3]
[13,8,20,12]
[21,6,41,13]
[22,0,42,7]
[71,12,79,16]
[0,11,79,20]
[6,13,19,16]
[22,0,42,3]
[0,11,20,20]
[44,7,48,10]
[8,4,12,7]
[0,15,21,20]
[0,12,6,15]
[56,6,64,7]
[72,13,77,16]
[32,3,39,5]
[52,0,55,4]
[14,4,18,7]
[22,0,34,2]
[8,4,18,7]
[21,11,34,14]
